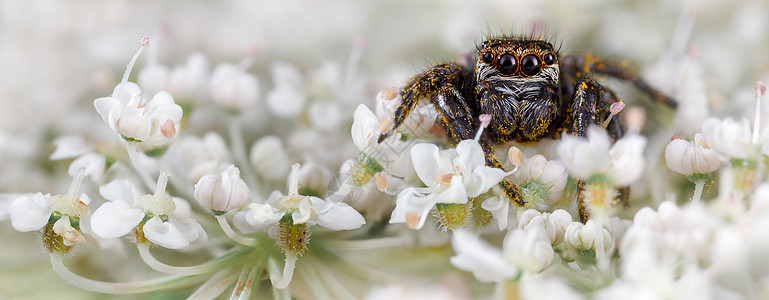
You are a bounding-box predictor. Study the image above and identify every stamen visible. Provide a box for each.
[154,170,170,198]
[288,163,300,195]
[66,168,87,201]
[601,102,625,128]
[474,114,492,141]
[121,36,149,84]
[752,81,765,144]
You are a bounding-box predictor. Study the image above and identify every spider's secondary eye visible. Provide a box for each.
[497,54,517,75]
[520,54,542,76]
[481,52,495,64]
[543,53,556,65]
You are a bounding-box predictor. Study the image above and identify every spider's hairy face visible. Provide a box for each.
[475,38,559,84]
[474,38,561,141]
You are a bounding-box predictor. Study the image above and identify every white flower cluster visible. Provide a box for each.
[3,1,769,299]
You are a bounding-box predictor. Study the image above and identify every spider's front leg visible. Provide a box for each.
[568,79,630,222]
[380,63,523,207]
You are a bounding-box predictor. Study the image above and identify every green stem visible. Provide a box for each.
[50,255,205,294]
[692,180,705,204]
[216,215,257,246]
[186,268,238,300]
[137,243,252,275]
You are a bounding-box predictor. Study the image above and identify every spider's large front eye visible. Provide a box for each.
[482,51,494,64]
[497,54,517,75]
[521,54,542,76]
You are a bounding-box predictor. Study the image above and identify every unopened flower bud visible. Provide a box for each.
[195,165,250,214]
[665,133,720,177]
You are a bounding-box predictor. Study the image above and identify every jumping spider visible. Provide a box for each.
[379,36,676,222]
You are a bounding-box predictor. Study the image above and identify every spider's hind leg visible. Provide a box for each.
[561,54,677,108]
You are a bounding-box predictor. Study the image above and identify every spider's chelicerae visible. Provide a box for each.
[380,36,676,221]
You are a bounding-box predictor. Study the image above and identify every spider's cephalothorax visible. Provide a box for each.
[380,36,675,221]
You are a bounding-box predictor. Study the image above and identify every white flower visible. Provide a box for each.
[234,163,365,233]
[167,53,209,101]
[665,133,721,177]
[564,220,612,252]
[511,154,568,209]
[9,171,90,250]
[138,63,169,96]
[194,164,250,213]
[90,173,206,249]
[701,117,757,160]
[265,63,305,117]
[450,226,554,282]
[450,229,518,282]
[389,140,507,229]
[209,63,259,110]
[557,126,647,186]
[164,132,231,183]
[94,82,183,149]
[518,209,573,245]
[351,104,412,177]
[250,135,291,183]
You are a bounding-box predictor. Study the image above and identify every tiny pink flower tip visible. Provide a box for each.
[610,102,625,115]
[354,36,367,49]
[138,35,150,46]
[756,81,766,98]
[246,45,259,57]
[479,114,492,128]
[687,46,699,58]
[670,134,686,141]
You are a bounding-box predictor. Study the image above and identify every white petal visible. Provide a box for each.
[450,229,517,282]
[234,203,282,233]
[311,197,366,230]
[455,140,486,174]
[411,143,442,189]
[665,138,691,176]
[68,153,106,181]
[50,136,93,160]
[435,175,468,204]
[10,193,52,232]
[143,216,206,249]
[607,134,647,186]
[465,166,506,197]
[147,91,183,124]
[93,97,123,129]
[99,180,140,205]
[90,201,144,239]
[112,82,142,106]
[351,104,379,151]
[389,188,437,230]
[481,197,509,230]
